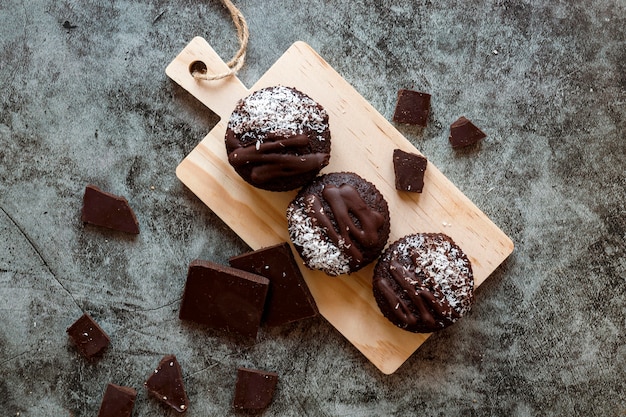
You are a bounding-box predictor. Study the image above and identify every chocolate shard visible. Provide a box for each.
[393,149,428,193]
[81,184,140,234]
[233,367,278,413]
[228,242,318,327]
[66,313,110,359]
[144,354,189,413]
[392,89,431,127]
[449,116,486,148]
[178,260,269,340]
[97,383,137,417]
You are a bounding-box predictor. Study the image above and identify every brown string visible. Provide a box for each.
[193,0,249,81]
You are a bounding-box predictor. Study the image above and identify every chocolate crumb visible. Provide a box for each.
[62,21,77,30]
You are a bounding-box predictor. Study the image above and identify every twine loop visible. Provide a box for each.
[192,0,249,81]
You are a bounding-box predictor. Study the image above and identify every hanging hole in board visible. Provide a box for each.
[189,60,208,77]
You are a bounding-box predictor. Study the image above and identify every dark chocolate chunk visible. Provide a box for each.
[392,89,431,127]
[228,242,318,327]
[97,383,137,417]
[81,184,139,234]
[144,354,189,413]
[393,148,428,193]
[448,116,486,148]
[66,313,110,359]
[179,260,269,340]
[233,367,278,413]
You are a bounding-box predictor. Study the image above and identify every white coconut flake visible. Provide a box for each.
[228,86,328,145]
[287,204,350,276]
[392,234,473,319]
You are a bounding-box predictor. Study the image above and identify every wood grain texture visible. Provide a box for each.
[166,37,514,374]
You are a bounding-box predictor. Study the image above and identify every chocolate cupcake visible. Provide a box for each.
[373,233,474,333]
[225,86,331,191]
[287,172,390,276]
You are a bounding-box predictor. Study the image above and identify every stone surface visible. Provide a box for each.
[0,0,624,416]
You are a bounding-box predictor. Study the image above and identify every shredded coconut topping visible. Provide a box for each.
[287,204,350,276]
[391,234,473,319]
[228,86,328,145]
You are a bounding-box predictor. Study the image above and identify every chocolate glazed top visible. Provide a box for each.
[374,258,460,330]
[309,183,385,268]
[226,130,330,186]
[372,233,473,333]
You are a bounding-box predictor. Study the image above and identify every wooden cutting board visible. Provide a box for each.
[166,37,514,374]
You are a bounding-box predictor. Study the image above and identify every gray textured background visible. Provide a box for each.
[1,0,625,415]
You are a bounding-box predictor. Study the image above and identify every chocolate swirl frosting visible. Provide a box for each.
[226,131,330,185]
[309,183,385,269]
[373,233,474,333]
[375,258,461,330]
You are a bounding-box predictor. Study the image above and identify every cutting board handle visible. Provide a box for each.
[165,37,249,119]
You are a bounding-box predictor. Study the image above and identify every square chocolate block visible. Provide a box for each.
[97,383,137,417]
[228,242,318,327]
[392,89,431,127]
[233,367,278,413]
[179,260,269,340]
[393,148,428,193]
[144,354,189,413]
[66,313,110,359]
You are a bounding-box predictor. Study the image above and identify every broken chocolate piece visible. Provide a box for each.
[393,149,428,193]
[392,89,431,127]
[449,116,486,148]
[229,242,318,327]
[233,367,278,413]
[179,260,269,340]
[97,383,137,417]
[145,354,189,413]
[81,184,140,234]
[66,313,110,359]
